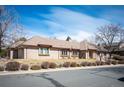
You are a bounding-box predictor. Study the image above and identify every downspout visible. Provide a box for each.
[26,48,27,59]
[58,49,59,59]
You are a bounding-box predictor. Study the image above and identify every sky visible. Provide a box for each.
[9,5,124,42]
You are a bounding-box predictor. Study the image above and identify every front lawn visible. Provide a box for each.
[13,58,96,65]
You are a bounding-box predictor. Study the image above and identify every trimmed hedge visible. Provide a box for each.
[0,66,4,71]
[112,54,124,61]
[100,62,106,65]
[106,61,111,65]
[31,65,41,70]
[87,62,92,66]
[77,63,81,67]
[6,61,20,71]
[21,64,29,70]
[118,61,124,64]
[96,61,101,66]
[63,62,71,67]
[91,62,97,66]
[0,59,123,72]
[58,64,63,68]
[49,63,57,68]
[81,62,88,66]
[70,62,77,67]
[41,62,49,69]
[111,60,118,65]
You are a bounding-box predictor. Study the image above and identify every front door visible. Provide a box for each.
[13,50,18,59]
[89,51,93,58]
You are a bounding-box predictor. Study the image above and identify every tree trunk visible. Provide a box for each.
[0,37,2,53]
[109,52,112,59]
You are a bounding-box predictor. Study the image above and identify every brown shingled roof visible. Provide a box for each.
[80,40,97,50]
[10,36,97,50]
[10,41,25,48]
[23,36,52,46]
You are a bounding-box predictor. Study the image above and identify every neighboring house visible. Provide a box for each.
[8,36,100,60]
[97,42,124,61]
[112,42,124,56]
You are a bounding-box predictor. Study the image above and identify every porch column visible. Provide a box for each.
[69,50,71,59]
[86,51,89,59]
[10,50,13,59]
[24,48,27,59]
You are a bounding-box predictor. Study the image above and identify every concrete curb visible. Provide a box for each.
[0,64,124,76]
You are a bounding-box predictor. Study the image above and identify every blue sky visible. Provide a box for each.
[9,5,124,41]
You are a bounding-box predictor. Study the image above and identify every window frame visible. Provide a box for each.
[72,50,79,56]
[39,48,49,56]
[61,50,68,56]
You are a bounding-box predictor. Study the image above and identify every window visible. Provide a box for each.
[39,48,49,55]
[61,50,68,56]
[72,51,79,56]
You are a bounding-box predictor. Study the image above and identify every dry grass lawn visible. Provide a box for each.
[12,58,96,65]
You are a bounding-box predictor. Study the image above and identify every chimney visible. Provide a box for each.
[66,36,72,42]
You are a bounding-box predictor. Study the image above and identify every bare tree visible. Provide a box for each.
[0,6,26,52]
[95,24,124,58]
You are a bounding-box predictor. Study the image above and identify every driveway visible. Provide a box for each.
[0,66,124,87]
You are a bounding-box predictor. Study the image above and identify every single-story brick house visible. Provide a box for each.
[8,36,106,60]
[111,43,124,56]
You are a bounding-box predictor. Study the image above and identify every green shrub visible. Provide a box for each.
[41,62,49,69]
[63,62,71,67]
[49,63,57,68]
[0,66,4,71]
[6,61,20,71]
[21,64,29,70]
[31,65,41,70]
[81,62,88,66]
[70,62,77,67]
[0,49,6,57]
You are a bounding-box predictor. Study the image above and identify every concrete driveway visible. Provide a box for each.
[0,66,124,87]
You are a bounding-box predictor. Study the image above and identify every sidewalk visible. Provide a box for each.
[0,64,124,76]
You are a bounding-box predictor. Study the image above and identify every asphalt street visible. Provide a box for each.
[0,66,124,87]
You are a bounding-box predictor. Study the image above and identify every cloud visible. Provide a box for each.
[23,27,48,39]
[24,7,110,41]
[42,7,110,32]
[53,30,93,41]
[40,7,110,41]
[100,9,124,25]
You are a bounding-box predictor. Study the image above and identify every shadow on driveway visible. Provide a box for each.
[118,77,124,82]
[28,73,65,87]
